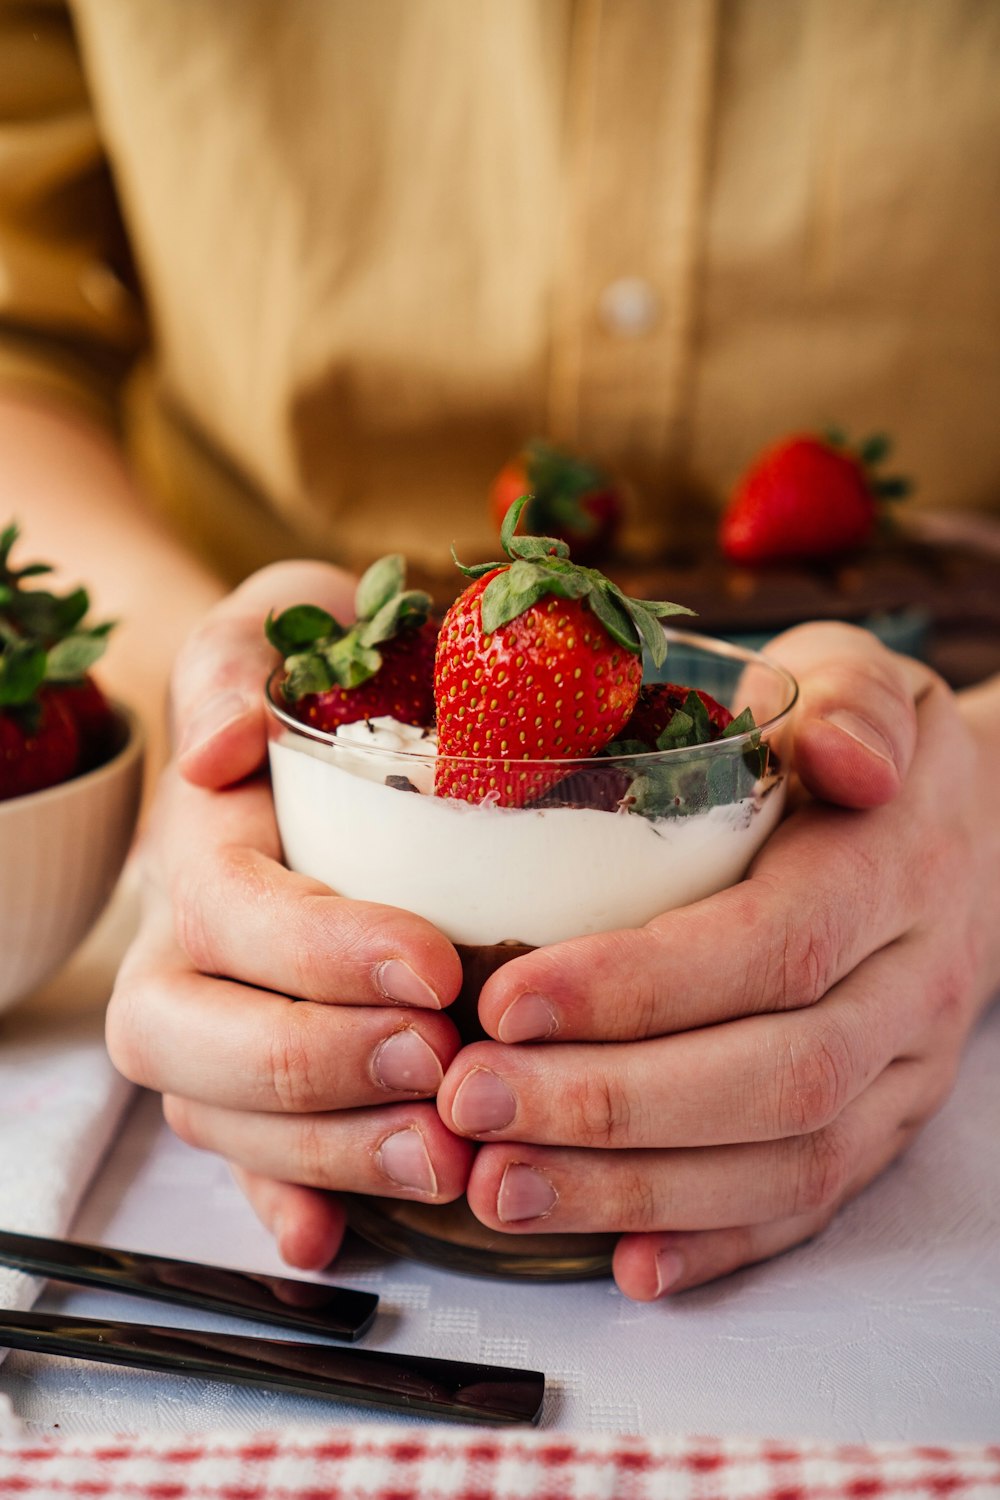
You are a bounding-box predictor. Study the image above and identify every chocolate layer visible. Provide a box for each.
[452,942,533,1042]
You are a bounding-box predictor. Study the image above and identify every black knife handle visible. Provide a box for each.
[0,1229,377,1341]
[0,1309,545,1426]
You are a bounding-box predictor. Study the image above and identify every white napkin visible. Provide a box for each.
[0,1011,133,1339]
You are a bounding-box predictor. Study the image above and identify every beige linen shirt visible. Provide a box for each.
[1,0,998,584]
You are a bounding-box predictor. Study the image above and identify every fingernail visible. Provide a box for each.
[372,1029,443,1093]
[655,1249,685,1297]
[452,1067,517,1134]
[823,711,896,766]
[377,959,442,1008]
[497,1163,558,1223]
[178,690,250,758]
[377,1127,437,1194]
[498,992,558,1043]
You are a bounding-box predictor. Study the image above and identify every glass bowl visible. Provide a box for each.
[264,629,797,1278]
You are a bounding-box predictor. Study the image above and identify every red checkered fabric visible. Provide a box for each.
[0,1425,997,1499]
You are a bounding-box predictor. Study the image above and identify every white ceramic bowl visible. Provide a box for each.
[0,704,144,1015]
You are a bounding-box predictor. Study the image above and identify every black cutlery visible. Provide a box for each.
[0,1228,377,1341]
[0,1308,546,1425]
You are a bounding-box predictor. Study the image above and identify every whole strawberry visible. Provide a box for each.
[490,439,624,565]
[719,431,910,565]
[434,497,691,806]
[267,554,437,730]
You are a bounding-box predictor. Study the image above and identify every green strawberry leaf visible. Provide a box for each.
[873,475,911,500]
[0,641,47,706]
[265,605,340,656]
[506,533,572,562]
[722,707,757,739]
[525,441,604,503]
[654,709,695,749]
[45,632,109,681]
[281,651,335,700]
[451,545,503,580]
[0,522,18,568]
[858,432,891,466]
[323,636,383,689]
[355,554,406,621]
[358,588,432,649]
[480,561,585,634]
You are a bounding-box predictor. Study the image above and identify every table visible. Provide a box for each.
[1,884,999,1446]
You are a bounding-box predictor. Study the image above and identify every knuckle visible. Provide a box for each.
[776,1025,855,1136]
[569,1070,630,1148]
[171,860,222,973]
[173,843,267,978]
[776,908,839,1010]
[792,1126,851,1215]
[266,1005,323,1112]
[926,949,976,1031]
[294,1114,332,1187]
[616,1165,659,1232]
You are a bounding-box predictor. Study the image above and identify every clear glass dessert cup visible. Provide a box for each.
[265,628,798,1280]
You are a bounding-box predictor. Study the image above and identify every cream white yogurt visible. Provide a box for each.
[268,716,784,946]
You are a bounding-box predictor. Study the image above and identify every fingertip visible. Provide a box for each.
[614,1235,703,1301]
[764,623,920,811]
[232,1165,348,1270]
[176,692,267,788]
[795,712,904,809]
[275,1195,348,1271]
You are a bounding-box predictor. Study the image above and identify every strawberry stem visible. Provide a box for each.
[454,495,693,668]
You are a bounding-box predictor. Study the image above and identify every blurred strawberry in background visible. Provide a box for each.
[490,439,624,565]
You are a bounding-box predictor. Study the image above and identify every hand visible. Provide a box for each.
[106,562,473,1269]
[435,625,1000,1297]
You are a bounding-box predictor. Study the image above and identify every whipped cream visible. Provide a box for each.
[268,716,785,947]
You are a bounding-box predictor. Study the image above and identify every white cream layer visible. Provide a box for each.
[268,717,784,947]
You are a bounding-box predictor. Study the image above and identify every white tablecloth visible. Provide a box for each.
[1,880,998,1445]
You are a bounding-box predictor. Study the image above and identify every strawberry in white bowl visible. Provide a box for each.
[0,524,143,1013]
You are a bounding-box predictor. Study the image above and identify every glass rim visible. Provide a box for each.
[264,626,799,768]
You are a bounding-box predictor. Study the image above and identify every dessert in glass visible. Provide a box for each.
[264,506,798,1278]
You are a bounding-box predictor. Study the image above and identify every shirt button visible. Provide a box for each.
[598,277,660,336]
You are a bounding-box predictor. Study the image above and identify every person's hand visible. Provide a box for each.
[435,625,1000,1297]
[106,562,473,1269]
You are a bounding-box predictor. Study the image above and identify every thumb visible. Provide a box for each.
[764,622,931,810]
[173,559,357,789]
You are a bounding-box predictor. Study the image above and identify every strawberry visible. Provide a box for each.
[621,682,734,748]
[434,497,692,806]
[490,439,624,565]
[267,553,437,731]
[0,522,116,799]
[719,431,910,565]
[0,690,80,802]
[608,691,765,818]
[54,674,116,770]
